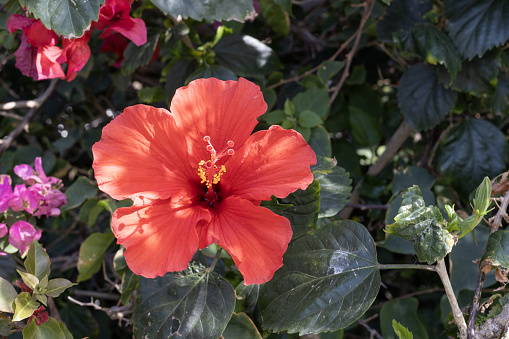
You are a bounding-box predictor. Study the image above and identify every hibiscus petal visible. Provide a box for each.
[221,125,316,201]
[112,200,211,278]
[207,197,292,285]
[170,78,267,167]
[92,104,196,201]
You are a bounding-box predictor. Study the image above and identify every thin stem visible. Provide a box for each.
[377,263,437,272]
[208,247,223,272]
[468,270,485,339]
[436,260,467,339]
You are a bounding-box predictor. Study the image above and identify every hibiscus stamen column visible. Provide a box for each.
[198,136,234,199]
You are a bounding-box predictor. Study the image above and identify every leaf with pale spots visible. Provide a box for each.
[259,220,380,334]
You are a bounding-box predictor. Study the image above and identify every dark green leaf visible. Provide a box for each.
[398,63,457,131]
[122,34,159,76]
[487,74,509,114]
[77,232,115,282]
[22,317,68,339]
[166,59,196,102]
[0,319,10,336]
[444,0,509,59]
[345,65,366,85]
[137,86,166,104]
[377,0,432,42]
[294,126,311,142]
[62,177,98,211]
[25,241,51,281]
[279,179,320,238]
[0,276,17,313]
[396,23,461,79]
[391,166,435,195]
[120,269,140,306]
[380,298,428,339]
[234,282,259,315]
[223,313,262,339]
[150,0,254,22]
[482,230,509,268]
[307,126,332,157]
[273,0,291,13]
[259,221,380,334]
[259,0,290,36]
[59,302,99,339]
[311,156,337,175]
[20,0,103,37]
[214,34,282,77]
[438,51,500,96]
[318,61,345,84]
[133,268,235,339]
[78,199,105,227]
[186,65,238,82]
[292,88,329,118]
[349,105,383,146]
[438,119,507,197]
[299,110,323,128]
[314,166,352,218]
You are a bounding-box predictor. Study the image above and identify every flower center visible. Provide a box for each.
[197,136,234,195]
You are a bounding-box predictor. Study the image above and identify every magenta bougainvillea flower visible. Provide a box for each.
[0,223,7,238]
[9,185,38,214]
[9,220,42,256]
[95,0,147,46]
[93,78,316,284]
[100,34,129,68]
[0,176,12,213]
[58,32,92,82]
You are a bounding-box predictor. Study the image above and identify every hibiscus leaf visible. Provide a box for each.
[444,0,509,60]
[213,34,282,78]
[310,156,337,175]
[223,313,262,339]
[77,232,115,282]
[186,65,238,83]
[380,299,426,339]
[279,179,320,238]
[133,268,235,339]
[487,74,509,114]
[481,230,509,268]
[308,126,332,157]
[19,0,103,37]
[259,220,380,334]
[149,0,254,22]
[122,33,159,75]
[376,0,432,42]
[62,177,98,211]
[314,166,352,218]
[437,119,508,197]
[398,63,457,131]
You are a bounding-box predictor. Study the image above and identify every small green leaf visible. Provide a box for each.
[473,177,492,215]
[22,317,69,339]
[25,241,50,281]
[133,267,235,339]
[284,98,295,116]
[259,221,380,334]
[62,177,98,211]
[122,34,160,76]
[264,110,286,125]
[307,126,332,157]
[186,65,238,82]
[150,0,254,22]
[314,166,352,218]
[0,276,17,313]
[137,87,166,104]
[377,0,432,42]
[45,279,76,298]
[293,126,311,142]
[482,230,509,268]
[298,110,323,128]
[380,298,427,339]
[13,292,39,321]
[259,0,290,36]
[17,271,40,291]
[223,313,262,339]
[318,61,345,84]
[77,232,115,282]
[392,319,414,339]
[120,270,140,306]
[292,88,329,118]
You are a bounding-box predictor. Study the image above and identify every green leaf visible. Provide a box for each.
[77,232,115,282]
[78,199,105,227]
[0,276,17,313]
[318,61,345,85]
[264,110,286,125]
[349,105,383,146]
[0,318,10,336]
[398,63,457,131]
[17,271,39,291]
[120,269,140,306]
[438,51,500,96]
[279,179,320,238]
[25,241,51,281]
[314,166,352,218]
[19,0,103,37]
[444,0,509,59]
[311,156,337,175]
[45,279,76,298]
[186,65,238,82]
[391,166,435,195]
[165,59,196,102]
[133,268,235,339]
[62,177,98,211]
[487,74,509,115]
[307,126,332,157]
[396,23,461,79]
[59,302,99,339]
[273,0,291,13]
[294,126,311,142]
[259,221,380,334]
[150,0,254,22]
[292,88,329,118]
[137,87,166,104]
[482,230,509,268]
[392,319,414,339]
[13,292,39,321]
[122,34,159,76]
[376,0,432,42]
[223,313,262,339]
[22,317,69,339]
[234,282,259,315]
[380,298,427,339]
[438,119,507,197]
[259,0,290,36]
[299,110,323,128]
[214,34,282,77]
[387,186,454,264]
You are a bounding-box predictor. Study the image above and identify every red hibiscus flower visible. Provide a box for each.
[7,15,65,80]
[92,78,316,285]
[95,0,147,46]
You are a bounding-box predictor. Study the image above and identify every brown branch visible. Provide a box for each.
[474,301,509,338]
[329,0,377,105]
[468,271,486,339]
[0,78,59,155]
